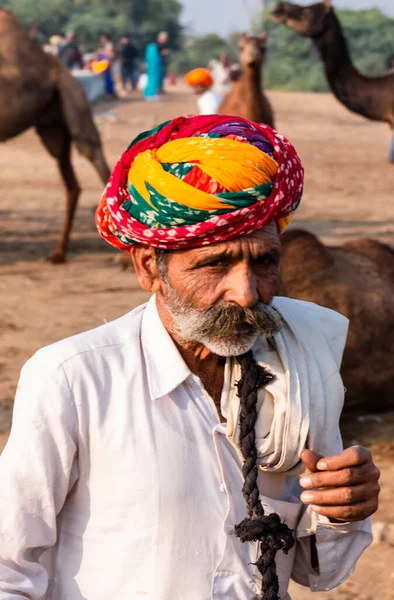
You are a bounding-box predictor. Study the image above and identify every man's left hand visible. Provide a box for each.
[299,446,380,522]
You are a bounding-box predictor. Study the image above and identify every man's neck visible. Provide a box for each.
[176,341,226,421]
[156,297,226,419]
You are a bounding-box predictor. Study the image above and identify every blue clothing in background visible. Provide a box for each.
[97,51,115,96]
[144,43,162,99]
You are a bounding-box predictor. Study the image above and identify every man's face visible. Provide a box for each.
[193,83,208,96]
[158,32,168,44]
[155,223,283,356]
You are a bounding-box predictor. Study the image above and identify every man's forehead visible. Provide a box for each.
[179,226,281,260]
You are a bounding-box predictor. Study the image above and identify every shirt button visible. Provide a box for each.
[220,483,226,493]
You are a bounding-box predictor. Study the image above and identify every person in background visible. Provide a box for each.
[157,31,170,91]
[117,33,139,94]
[45,35,62,56]
[144,42,163,101]
[97,33,116,97]
[58,32,83,70]
[57,32,67,54]
[211,52,231,96]
[185,68,223,115]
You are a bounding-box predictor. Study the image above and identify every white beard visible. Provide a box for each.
[163,282,283,357]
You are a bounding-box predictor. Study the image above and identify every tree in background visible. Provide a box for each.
[0,0,182,51]
[170,34,238,74]
[0,0,76,42]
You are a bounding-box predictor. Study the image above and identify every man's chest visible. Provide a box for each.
[73,378,243,522]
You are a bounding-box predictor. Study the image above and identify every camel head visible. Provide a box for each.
[271,0,332,37]
[238,32,268,67]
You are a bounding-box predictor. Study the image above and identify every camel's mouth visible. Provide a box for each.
[244,57,264,67]
[271,2,291,23]
[271,3,303,23]
[271,9,287,23]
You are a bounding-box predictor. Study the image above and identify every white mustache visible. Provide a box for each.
[164,284,283,356]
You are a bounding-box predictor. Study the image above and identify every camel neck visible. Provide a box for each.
[310,10,394,123]
[313,12,353,69]
[312,11,363,106]
[241,63,263,91]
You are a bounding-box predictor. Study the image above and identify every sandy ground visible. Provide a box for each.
[0,88,393,598]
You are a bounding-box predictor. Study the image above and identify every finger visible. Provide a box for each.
[310,498,379,521]
[301,449,323,473]
[316,446,372,471]
[300,463,380,489]
[300,483,380,506]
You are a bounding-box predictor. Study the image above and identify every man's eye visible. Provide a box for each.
[255,254,279,266]
[203,259,227,268]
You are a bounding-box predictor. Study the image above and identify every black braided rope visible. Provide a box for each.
[235,350,295,600]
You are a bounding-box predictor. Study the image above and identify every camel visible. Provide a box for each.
[271,0,394,161]
[0,9,111,263]
[280,229,394,411]
[219,32,275,128]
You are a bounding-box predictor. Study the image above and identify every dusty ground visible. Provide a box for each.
[0,88,393,598]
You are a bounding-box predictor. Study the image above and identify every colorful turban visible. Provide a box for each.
[96,115,304,251]
[185,68,214,88]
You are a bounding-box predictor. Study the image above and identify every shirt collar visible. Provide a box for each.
[141,295,191,401]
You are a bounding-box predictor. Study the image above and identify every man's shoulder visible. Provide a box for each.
[31,302,148,370]
[273,297,348,336]
[272,297,349,366]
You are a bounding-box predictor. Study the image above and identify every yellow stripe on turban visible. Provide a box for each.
[128,137,278,212]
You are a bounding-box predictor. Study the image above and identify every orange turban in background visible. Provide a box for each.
[185,68,214,88]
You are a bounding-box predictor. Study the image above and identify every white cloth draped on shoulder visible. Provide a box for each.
[227,297,349,474]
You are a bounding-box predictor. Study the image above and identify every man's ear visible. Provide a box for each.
[130,246,161,293]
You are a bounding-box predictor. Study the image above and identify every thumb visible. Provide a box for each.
[301,449,323,474]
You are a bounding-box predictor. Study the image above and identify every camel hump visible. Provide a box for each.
[0,9,56,83]
[343,238,394,279]
[0,9,22,33]
[280,228,333,267]
[56,66,101,152]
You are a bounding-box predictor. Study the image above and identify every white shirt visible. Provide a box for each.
[211,62,231,96]
[197,90,223,115]
[0,296,371,600]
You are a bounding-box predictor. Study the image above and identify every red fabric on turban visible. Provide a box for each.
[96,115,304,251]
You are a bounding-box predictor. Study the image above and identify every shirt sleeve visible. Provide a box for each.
[0,351,79,599]
[290,429,373,591]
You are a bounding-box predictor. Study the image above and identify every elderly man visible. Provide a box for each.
[0,115,379,600]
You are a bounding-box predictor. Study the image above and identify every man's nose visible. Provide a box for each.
[223,264,259,308]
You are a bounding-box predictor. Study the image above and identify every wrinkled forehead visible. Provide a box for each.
[169,224,281,264]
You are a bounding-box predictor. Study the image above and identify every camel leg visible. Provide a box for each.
[36,124,81,263]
